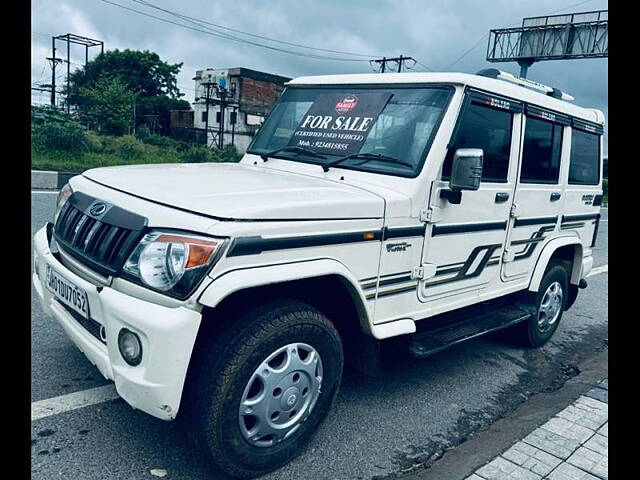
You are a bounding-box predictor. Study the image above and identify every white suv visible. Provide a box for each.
[33,69,604,478]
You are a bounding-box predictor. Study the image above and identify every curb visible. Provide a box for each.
[32,170,77,190]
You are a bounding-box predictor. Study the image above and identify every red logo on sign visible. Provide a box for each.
[335,95,358,114]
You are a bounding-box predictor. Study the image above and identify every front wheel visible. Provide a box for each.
[185,300,343,479]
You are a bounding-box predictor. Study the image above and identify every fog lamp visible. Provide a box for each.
[118,328,142,366]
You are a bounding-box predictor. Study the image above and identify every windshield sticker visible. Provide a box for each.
[288,92,393,155]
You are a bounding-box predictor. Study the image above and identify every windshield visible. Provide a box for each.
[247,85,454,177]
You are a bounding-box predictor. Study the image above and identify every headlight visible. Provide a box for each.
[54,183,73,224]
[122,231,225,298]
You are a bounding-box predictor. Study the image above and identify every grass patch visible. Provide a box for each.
[31,132,242,173]
[31,148,182,173]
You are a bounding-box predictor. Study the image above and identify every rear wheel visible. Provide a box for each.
[184,299,343,479]
[509,263,568,347]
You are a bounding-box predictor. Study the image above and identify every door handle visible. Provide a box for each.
[495,192,510,203]
[550,192,561,202]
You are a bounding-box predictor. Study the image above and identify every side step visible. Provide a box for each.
[409,300,534,358]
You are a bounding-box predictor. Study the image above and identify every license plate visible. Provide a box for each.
[45,265,90,319]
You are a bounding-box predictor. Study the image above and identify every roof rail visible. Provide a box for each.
[476,68,574,101]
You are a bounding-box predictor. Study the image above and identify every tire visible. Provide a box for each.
[184,299,343,479]
[510,262,569,348]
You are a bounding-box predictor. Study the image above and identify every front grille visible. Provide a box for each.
[54,192,147,276]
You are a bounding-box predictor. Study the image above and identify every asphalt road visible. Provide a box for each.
[31,191,608,480]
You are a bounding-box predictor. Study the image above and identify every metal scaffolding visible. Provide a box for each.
[486,10,608,78]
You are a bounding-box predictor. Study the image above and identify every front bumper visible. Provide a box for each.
[32,225,202,420]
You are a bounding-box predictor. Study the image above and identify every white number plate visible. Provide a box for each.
[45,265,90,319]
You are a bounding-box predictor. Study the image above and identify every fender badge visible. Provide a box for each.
[386,242,411,253]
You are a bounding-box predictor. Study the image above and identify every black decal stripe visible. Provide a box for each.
[432,221,507,237]
[425,244,502,287]
[228,230,383,257]
[512,225,555,260]
[372,283,417,299]
[514,216,558,227]
[560,222,585,230]
[435,266,463,277]
[561,213,600,223]
[383,225,425,239]
[361,274,413,290]
[369,245,504,298]
[510,237,545,246]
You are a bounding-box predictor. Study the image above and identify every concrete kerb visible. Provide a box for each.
[32,170,76,190]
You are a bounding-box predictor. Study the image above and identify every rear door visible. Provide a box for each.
[560,120,603,252]
[502,106,570,280]
[418,89,521,304]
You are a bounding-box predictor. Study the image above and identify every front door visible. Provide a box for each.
[501,106,569,280]
[418,90,522,306]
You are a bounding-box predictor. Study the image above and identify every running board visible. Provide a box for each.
[409,300,534,358]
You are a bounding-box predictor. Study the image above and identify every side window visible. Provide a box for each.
[520,117,563,184]
[569,129,600,185]
[443,103,513,182]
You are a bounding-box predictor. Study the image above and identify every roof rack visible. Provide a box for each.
[476,68,574,101]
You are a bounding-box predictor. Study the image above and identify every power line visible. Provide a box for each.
[99,0,372,62]
[130,0,380,59]
[412,59,435,72]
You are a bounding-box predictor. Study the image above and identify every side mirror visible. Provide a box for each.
[441,148,484,204]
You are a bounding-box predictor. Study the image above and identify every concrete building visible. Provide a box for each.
[192,67,291,152]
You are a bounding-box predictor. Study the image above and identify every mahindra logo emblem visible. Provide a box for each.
[89,202,108,216]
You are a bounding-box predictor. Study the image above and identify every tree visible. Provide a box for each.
[65,49,191,134]
[79,77,135,135]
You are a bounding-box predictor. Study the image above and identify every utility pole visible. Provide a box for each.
[200,81,215,147]
[371,55,414,73]
[46,37,63,107]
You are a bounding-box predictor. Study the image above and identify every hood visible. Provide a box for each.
[82,163,385,220]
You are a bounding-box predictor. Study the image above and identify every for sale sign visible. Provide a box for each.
[288,92,392,156]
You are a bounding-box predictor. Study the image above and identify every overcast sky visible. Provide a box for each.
[31,0,608,152]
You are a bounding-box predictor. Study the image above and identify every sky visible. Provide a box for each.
[31,0,608,153]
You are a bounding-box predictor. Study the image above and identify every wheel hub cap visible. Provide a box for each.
[538,281,563,332]
[238,342,323,448]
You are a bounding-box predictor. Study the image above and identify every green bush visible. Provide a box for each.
[180,145,216,163]
[142,132,182,149]
[84,130,104,152]
[220,145,242,163]
[113,135,147,161]
[602,177,608,196]
[32,121,88,152]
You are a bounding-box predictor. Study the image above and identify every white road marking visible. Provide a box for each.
[587,264,608,277]
[32,190,59,194]
[32,384,119,421]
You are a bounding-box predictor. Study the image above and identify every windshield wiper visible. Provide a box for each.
[259,146,327,162]
[321,152,414,172]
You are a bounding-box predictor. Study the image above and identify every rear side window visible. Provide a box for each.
[569,129,600,185]
[443,103,513,182]
[520,118,563,184]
